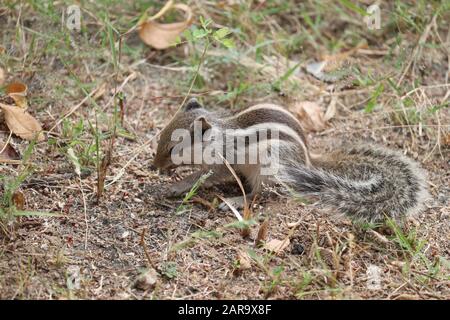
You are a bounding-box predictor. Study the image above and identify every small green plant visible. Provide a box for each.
[176,170,213,214]
[161,261,178,279]
[352,219,383,231]
[0,140,54,222]
[295,271,313,299]
[386,218,431,269]
[338,0,369,17]
[263,265,284,297]
[54,118,99,169]
[170,229,222,252]
[224,219,257,230]
[364,83,384,113]
[0,141,35,220]
[177,16,235,91]
[181,17,235,49]
[271,62,301,92]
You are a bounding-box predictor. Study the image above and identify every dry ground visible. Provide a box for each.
[0,1,449,299]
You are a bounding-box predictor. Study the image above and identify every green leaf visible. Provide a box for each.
[428,102,449,114]
[365,83,384,113]
[171,239,196,251]
[247,248,264,264]
[161,262,178,279]
[22,139,36,163]
[199,16,212,30]
[225,219,257,230]
[214,27,231,40]
[170,229,221,252]
[183,29,193,42]
[173,35,182,45]
[191,230,222,239]
[193,28,209,39]
[13,210,64,217]
[220,38,235,49]
[339,0,369,16]
[272,62,301,91]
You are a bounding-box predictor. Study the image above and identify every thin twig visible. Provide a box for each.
[0,130,12,155]
[140,227,154,269]
[78,176,89,250]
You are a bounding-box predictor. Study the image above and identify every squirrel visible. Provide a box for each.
[153,98,430,222]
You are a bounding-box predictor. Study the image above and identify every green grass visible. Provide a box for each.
[176,170,213,214]
[1,141,36,220]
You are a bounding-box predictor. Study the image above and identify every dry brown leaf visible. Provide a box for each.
[442,132,450,147]
[237,250,251,270]
[6,82,28,109]
[12,190,25,210]
[390,261,406,271]
[0,103,44,141]
[139,3,193,50]
[292,101,326,132]
[255,219,269,246]
[367,229,390,245]
[264,238,290,254]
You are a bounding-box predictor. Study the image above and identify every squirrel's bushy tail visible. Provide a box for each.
[277,145,429,222]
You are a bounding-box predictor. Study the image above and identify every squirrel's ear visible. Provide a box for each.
[190,116,212,131]
[182,98,203,112]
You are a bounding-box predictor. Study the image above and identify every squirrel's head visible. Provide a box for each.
[153,98,212,170]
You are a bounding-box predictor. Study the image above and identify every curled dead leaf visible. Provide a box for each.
[139,2,193,50]
[255,219,269,246]
[367,229,390,245]
[12,190,25,210]
[6,82,28,109]
[324,96,337,122]
[0,103,44,141]
[237,250,251,270]
[442,132,450,147]
[264,238,290,254]
[291,101,326,132]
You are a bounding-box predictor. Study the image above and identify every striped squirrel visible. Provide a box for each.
[153,98,429,222]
